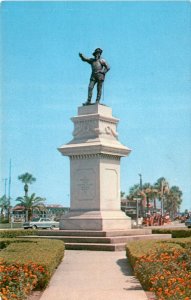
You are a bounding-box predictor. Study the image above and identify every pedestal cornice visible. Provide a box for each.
[58,142,131,158]
[58,103,131,158]
[71,114,119,125]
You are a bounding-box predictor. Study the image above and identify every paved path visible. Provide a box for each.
[40,250,148,300]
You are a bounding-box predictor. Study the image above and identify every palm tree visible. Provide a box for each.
[154,177,169,215]
[128,184,145,216]
[140,183,157,213]
[18,173,36,196]
[16,193,46,221]
[129,183,157,214]
[165,186,182,218]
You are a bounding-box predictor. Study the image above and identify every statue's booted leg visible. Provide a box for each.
[85,80,96,104]
[96,81,103,103]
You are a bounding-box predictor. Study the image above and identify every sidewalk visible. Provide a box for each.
[39,250,149,300]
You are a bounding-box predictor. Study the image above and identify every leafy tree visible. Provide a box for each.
[16,193,46,221]
[18,172,36,196]
[120,191,126,198]
[128,184,140,199]
[0,195,10,218]
[165,186,183,218]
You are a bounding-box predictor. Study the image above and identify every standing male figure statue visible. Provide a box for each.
[79,48,110,105]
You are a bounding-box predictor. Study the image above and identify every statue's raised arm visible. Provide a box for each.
[79,53,92,64]
[79,48,110,105]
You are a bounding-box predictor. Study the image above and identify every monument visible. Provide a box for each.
[58,49,132,230]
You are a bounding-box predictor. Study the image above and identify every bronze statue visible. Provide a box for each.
[79,48,110,105]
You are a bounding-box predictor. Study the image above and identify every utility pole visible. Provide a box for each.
[8,159,11,202]
[161,179,169,216]
[138,173,142,190]
[134,197,140,227]
[8,160,13,228]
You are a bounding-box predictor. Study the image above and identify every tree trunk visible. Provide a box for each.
[140,200,144,217]
[28,209,33,221]
[154,198,156,210]
[146,195,149,212]
[25,210,29,222]
[24,184,28,197]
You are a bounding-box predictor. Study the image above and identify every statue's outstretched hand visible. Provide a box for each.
[79,53,90,63]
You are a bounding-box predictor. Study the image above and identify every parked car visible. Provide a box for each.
[23,217,59,229]
[185,218,191,228]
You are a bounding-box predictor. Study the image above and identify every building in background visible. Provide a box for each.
[12,204,69,222]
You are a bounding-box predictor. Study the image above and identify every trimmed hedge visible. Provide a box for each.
[0,238,35,250]
[0,229,37,238]
[126,238,191,269]
[126,238,191,299]
[161,237,191,249]
[126,239,182,268]
[0,238,64,276]
[152,228,191,238]
[0,238,64,299]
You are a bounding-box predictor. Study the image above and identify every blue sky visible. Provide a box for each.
[1,1,191,211]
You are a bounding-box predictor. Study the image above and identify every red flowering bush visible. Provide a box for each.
[0,238,64,300]
[133,244,191,299]
[0,260,49,300]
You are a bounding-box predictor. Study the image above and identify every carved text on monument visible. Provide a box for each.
[75,169,96,200]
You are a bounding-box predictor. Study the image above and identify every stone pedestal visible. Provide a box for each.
[58,103,132,230]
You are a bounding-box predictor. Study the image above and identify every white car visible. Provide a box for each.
[23,217,59,229]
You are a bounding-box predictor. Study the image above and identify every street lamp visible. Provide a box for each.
[134,197,140,227]
[138,174,143,217]
[138,173,142,190]
[161,179,169,216]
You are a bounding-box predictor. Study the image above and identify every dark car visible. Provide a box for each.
[185,218,191,228]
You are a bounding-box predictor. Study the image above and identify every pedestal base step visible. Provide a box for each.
[37,228,153,237]
[65,243,125,251]
[23,231,171,251]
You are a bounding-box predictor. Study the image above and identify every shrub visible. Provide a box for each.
[0,239,64,275]
[126,239,191,299]
[0,218,9,224]
[126,239,182,269]
[0,238,65,300]
[0,260,40,300]
[152,228,191,238]
[162,237,191,249]
[134,246,191,299]
[0,230,36,238]
[0,238,42,250]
